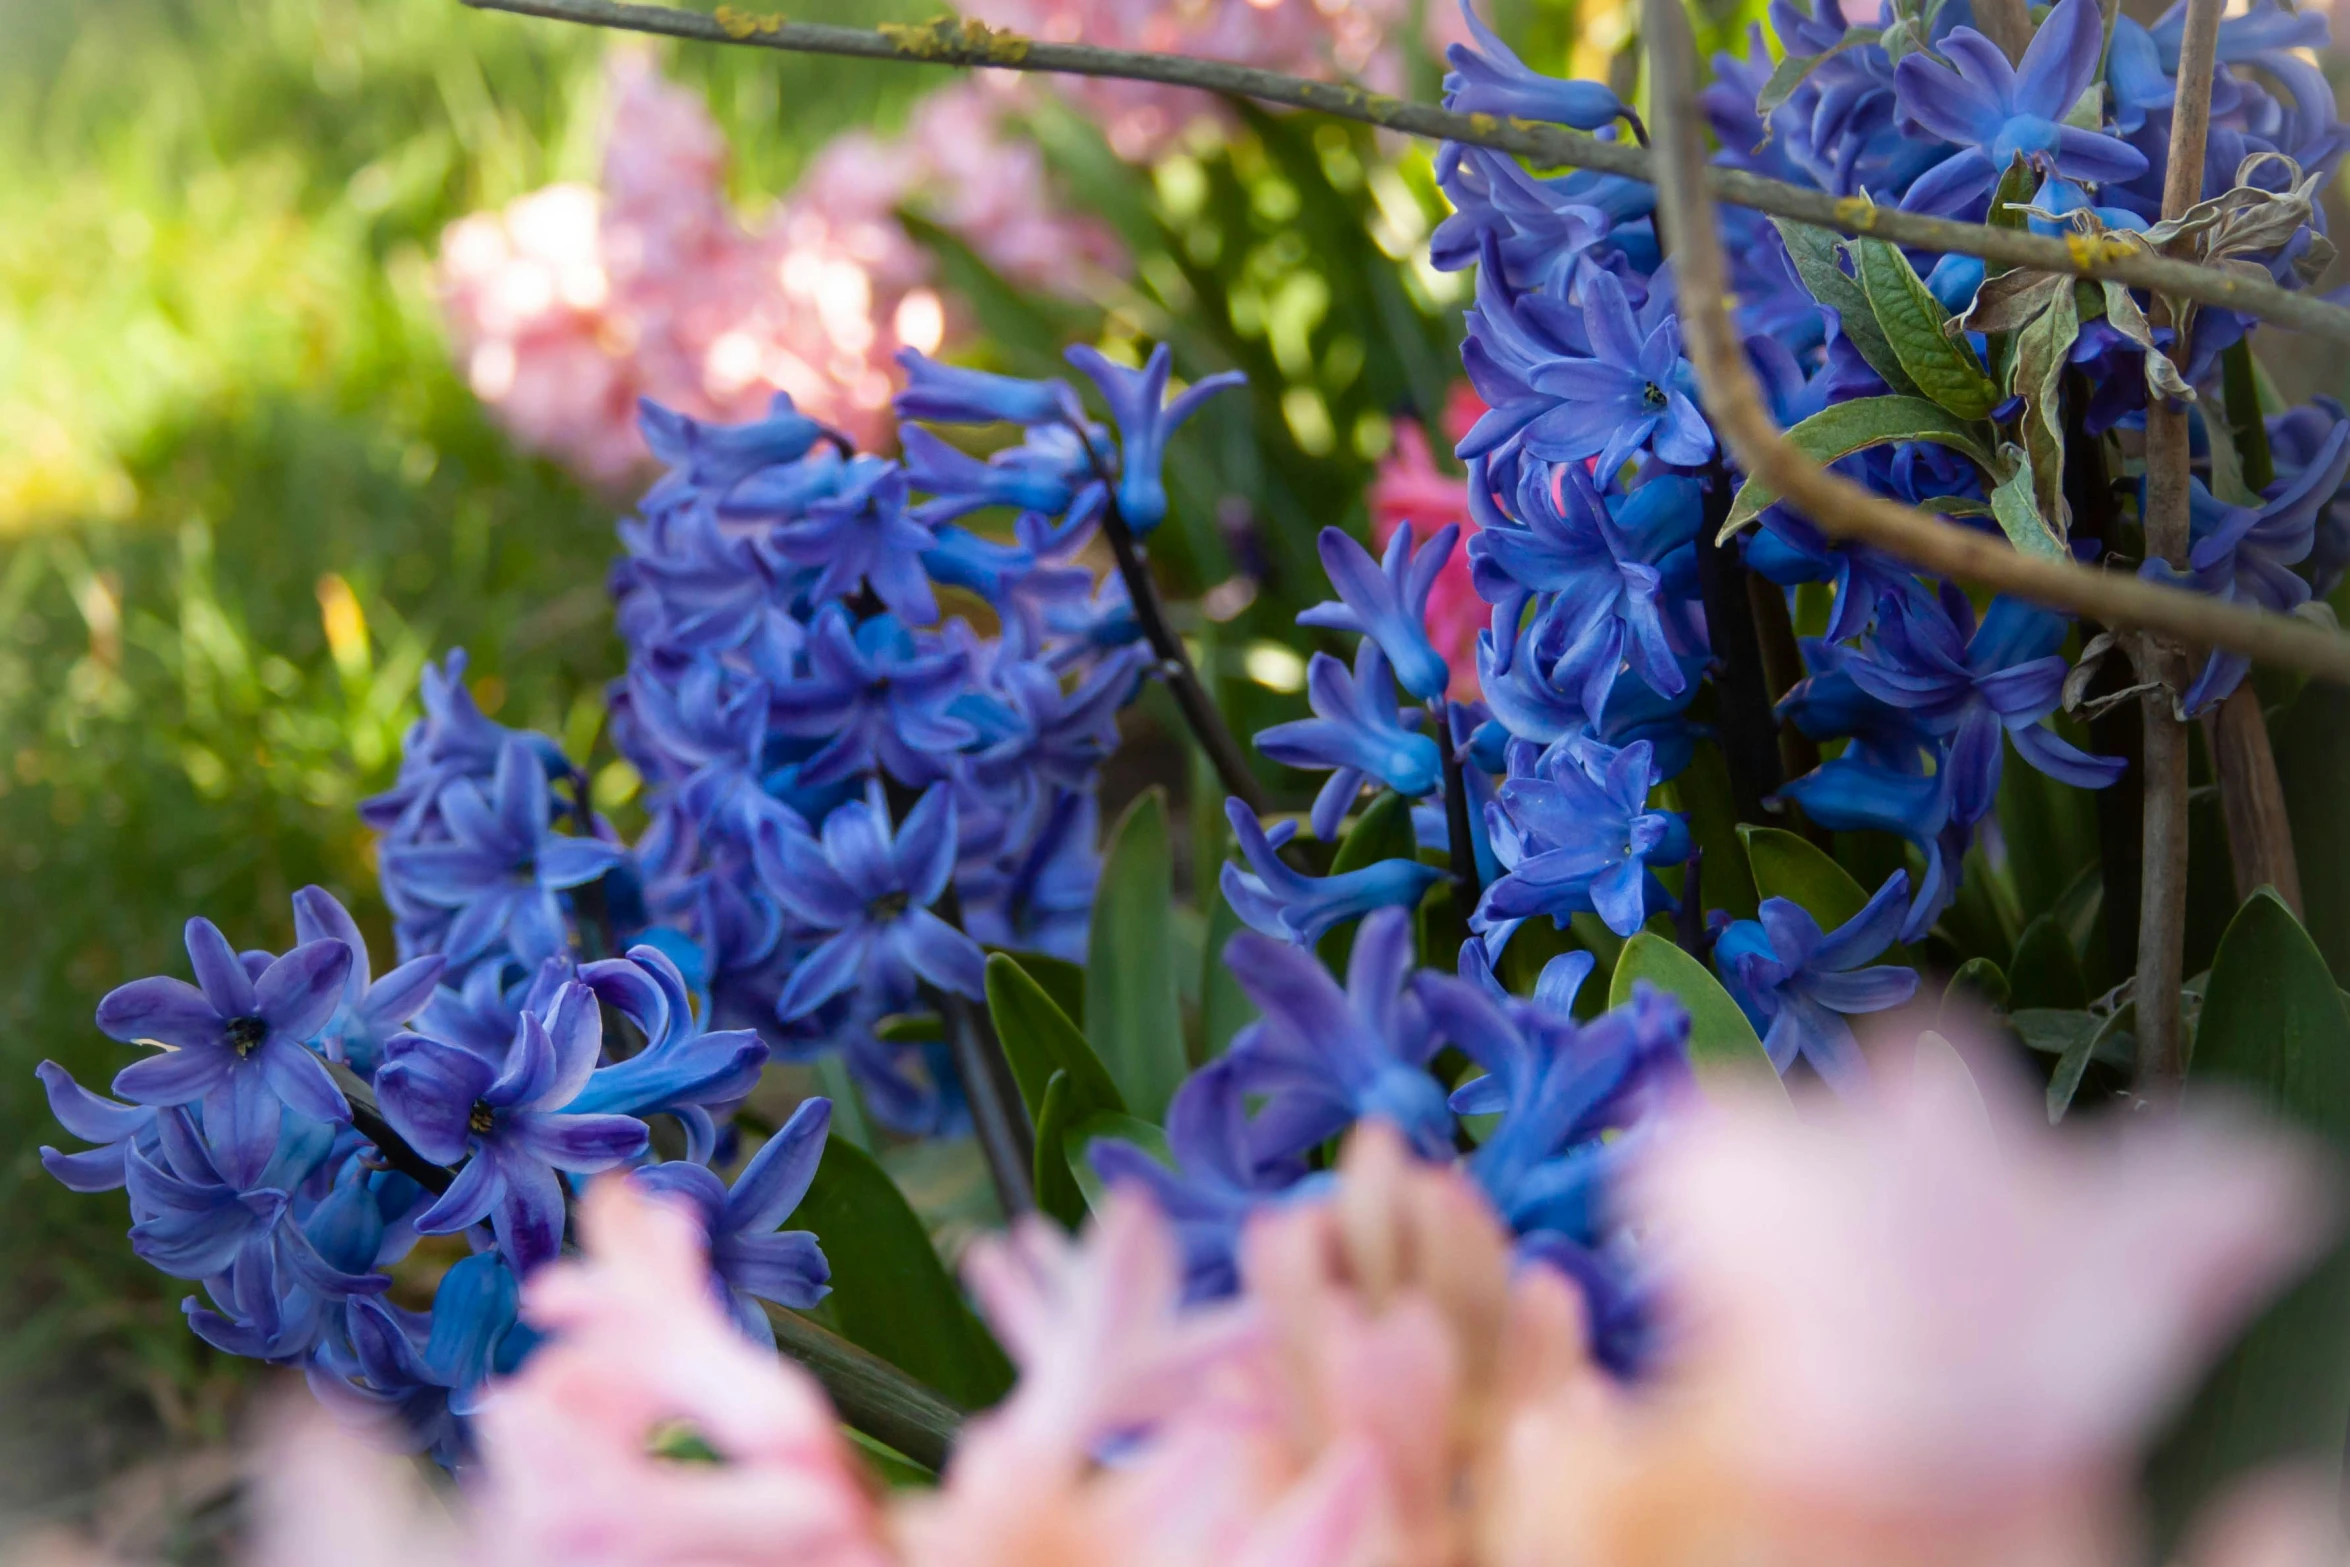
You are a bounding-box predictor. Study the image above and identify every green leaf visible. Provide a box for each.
[1854,238,2003,419]
[1940,956,2011,1023]
[876,1012,942,1044]
[1738,824,1871,928]
[1985,152,2038,241]
[1988,444,2066,558]
[2273,679,2350,985]
[2047,1002,2134,1122]
[1317,790,1420,971]
[1674,744,1759,923]
[1770,219,1921,397]
[1087,788,1187,1125]
[986,946,1085,1031]
[1722,396,1994,535]
[1608,932,1789,1100]
[2148,891,2350,1545]
[984,953,1127,1125]
[1030,1071,1088,1229]
[792,1137,1015,1409]
[2007,914,2088,1010]
[1064,1110,1175,1214]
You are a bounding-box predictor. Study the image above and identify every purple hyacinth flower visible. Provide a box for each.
[1219,907,1455,1163]
[35,1059,158,1193]
[1219,798,1445,949]
[2144,414,2350,715]
[290,886,445,1079]
[378,737,626,967]
[1476,735,1691,943]
[1255,643,1443,841]
[764,454,940,625]
[311,1251,520,1468]
[1089,1058,1316,1300]
[1523,264,1714,482]
[753,782,986,1021]
[893,348,1084,428]
[1714,871,1919,1094]
[97,917,353,1187]
[1064,343,1245,535]
[767,606,977,789]
[1893,0,2149,216]
[1444,0,1633,130]
[1841,586,2125,831]
[636,1096,832,1346]
[376,982,651,1273]
[1297,522,1461,702]
[565,946,771,1164]
[639,391,834,511]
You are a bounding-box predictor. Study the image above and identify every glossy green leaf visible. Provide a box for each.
[1087,788,1186,1125]
[2148,891,2350,1544]
[2045,1002,2133,1123]
[984,953,1126,1125]
[1317,790,1420,971]
[1064,1110,1176,1213]
[1674,744,1759,923]
[1770,219,1920,397]
[1942,956,2011,1020]
[1854,237,2003,419]
[792,1136,1015,1409]
[1031,1071,1088,1229]
[1738,824,1871,928]
[1201,874,1257,1061]
[986,945,1085,1030]
[2007,914,2088,1010]
[1609,933,1789,1100]
[1722,396,1993,535]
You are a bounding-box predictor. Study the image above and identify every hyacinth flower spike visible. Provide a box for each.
[1714,871,1920,1094]
[765,455,941,626]
[1475,735,1691,943]
[638,1095,833,1345]
[1443,0,1634,130]
[1525,263,1713,481]
[1064,342,1245,535]
[35,1059,157,1193]
[97,916,353,1188]
[893,347,1083,428]
[1297,522,1460,702]
[1892,0,2149,216]
[1219,797,1444,948]
[1254,642,1443,841]
[638,391,835,511]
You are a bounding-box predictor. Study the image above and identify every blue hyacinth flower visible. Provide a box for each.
[1476,736,1690,944]
[765,455,942,626]
[1714,871,1919,1094]
[377,737,627,967]
[1219,907,1455,1162]
[1523,264,1714,482]
[639,391,835,511]
[754,782,986,1021]
[1065,343,1244,535]
[1443,0,1633,130]
[376,982,652,1273]
[766,607,977,789]
[636,1096,832,1346]
[291,886,446,1078]
[1088,1058,1317,1300]
[893,348,1084,428]
[1219,798,1445,948]
[97,917,353,1187]
[898,423,1091,529]
[1297,522,1461,702]
[1255,643,1443,842]
[564,946,771,1164]
[36,1059,159,1193]
[1893,0,2148,216]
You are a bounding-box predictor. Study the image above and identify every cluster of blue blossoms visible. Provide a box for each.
[39,0,2350,1456]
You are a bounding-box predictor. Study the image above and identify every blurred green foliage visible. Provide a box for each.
[0,0,1691,1524]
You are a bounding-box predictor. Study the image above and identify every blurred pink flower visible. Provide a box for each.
[470,1177,891,1567]
[438,55,1124,485]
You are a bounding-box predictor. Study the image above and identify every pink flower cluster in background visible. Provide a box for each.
[436,55,1123,484]
[962,0,1469,161]
[253,1044,2341,1567]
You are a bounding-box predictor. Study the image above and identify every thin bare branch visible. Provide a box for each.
[454,0,2350,347]
[1635,0,2350,689]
